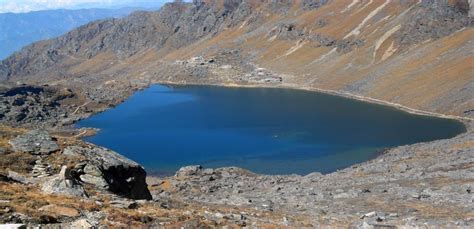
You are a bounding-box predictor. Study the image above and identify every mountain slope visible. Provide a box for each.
[0,1,473,227]
[0,0,472,117]
[0,8,140,60]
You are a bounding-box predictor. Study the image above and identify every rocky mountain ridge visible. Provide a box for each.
[0,0,472,117]
[0,7,140,60]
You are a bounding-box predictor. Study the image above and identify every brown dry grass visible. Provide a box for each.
[0,125,90,175]
[0,182,99,219]
[0,125,26,148]
[0,126,35,174]
[450,139,474,150]
[0,152,36,174]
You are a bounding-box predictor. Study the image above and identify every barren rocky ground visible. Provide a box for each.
[0,0,473,228]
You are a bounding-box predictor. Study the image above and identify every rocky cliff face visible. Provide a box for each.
[64,145,152,200]
[5,130,152,200]
[0,0,471,118]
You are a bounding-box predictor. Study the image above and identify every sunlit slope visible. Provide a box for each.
[1,0,472,116]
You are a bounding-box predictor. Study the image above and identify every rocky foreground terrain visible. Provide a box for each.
[0,0,473,228]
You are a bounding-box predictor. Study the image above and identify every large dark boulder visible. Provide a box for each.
[63,145,152,200]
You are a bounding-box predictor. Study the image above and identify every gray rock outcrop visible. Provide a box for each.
[8,130,59,155]
[7,171,35,184]
[63,145,152,200]
[301,0,329,10]
[175,165,203,178]
[396,0,472,48]
[41,166,87,197]
[0,85,80,128]
[154,126,474,227]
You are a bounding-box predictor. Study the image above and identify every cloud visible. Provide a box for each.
[0,0,123,13]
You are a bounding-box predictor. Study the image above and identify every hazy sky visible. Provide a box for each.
[0,0,171,13]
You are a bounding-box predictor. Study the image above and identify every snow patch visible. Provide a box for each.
[344,0,391,39]
[341,0,360,13]
[312,48,337,64]
[356,0,374,13]
[373,24,401,58]
[284,40,308,56]
[239,19,249,29]
[381,41,397,61]
[268,35,278,42]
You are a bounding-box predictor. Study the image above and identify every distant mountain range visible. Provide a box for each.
[0,8,144,60]
[70,0,168,10]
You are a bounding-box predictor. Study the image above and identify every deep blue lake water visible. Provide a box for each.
[77,84,466,175]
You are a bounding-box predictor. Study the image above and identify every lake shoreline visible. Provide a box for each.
[73,80,470,176]
[156,80,472,131]
[161,81,472,121]
[76,82,467,176]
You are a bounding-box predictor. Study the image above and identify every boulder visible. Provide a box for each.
[63,145,152,200]
[41,166,87,197]
[69,219,93,228]
[7,171,34,184]
[83,164,102,177]
[0,224,26,229]
[77,163,109,189]
[8,130,59,155]
[109,199,138,209]
[176,165,203,177]
[80,174,109,190]
[62,147,79,157]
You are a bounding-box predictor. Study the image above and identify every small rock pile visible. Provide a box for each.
[31,158,53,178]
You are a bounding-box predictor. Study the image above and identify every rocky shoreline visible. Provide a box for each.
[149,109,473,227]
[1,77,472,227]
[159,80,474,122]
